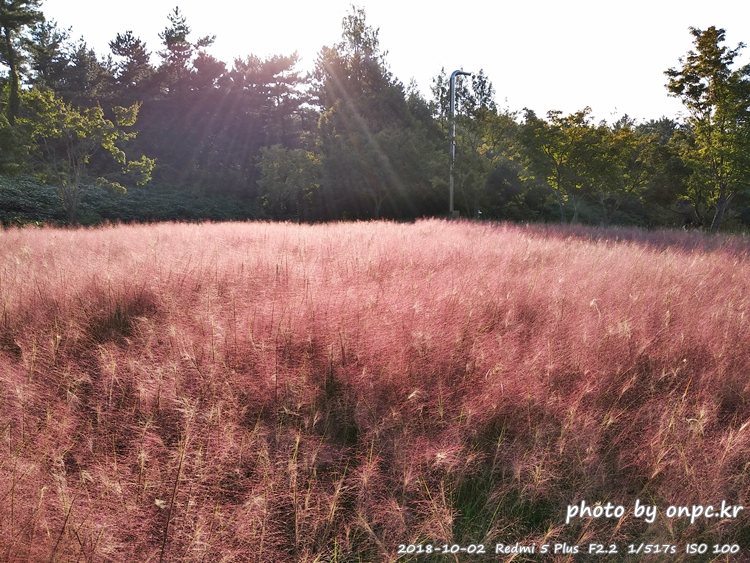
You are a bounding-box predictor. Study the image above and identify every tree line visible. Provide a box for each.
[1,1,749,230]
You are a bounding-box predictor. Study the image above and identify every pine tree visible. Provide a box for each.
[0,0,43,123]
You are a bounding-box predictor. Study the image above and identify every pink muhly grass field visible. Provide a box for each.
[0,219,749,561]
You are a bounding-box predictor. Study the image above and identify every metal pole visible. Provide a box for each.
[449,70,471,218]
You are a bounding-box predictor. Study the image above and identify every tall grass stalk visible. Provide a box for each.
[0,220,748,560]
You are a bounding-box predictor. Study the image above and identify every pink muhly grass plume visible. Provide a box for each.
[0,219,748,560]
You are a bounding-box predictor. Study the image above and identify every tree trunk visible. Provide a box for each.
[62,187,79,225]
[2,27,18,124]
[556,192,567,224]
[710,192,734,232]
[598,193,610,226]
[554,168,567,223]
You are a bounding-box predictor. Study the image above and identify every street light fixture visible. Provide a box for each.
[449,69,471,218]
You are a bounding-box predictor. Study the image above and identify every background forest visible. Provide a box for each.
[1,1,750,230]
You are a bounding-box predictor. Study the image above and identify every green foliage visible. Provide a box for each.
[157,6,214,93]
[313,6,444,219]
[0,110,25,173]
[75,183,260,225]
[257,145,321,221]
[0,174,260,226]
[17,87,155,223]
[3,1,749,230]
[519,108,605,223]
[636,118,692,224]
[23,21,115,108]
[665,26,750,231]
[0,174,63,225]
[225,52,306,146]
[109,30,154,98]
[117,8,306,200]
[55,39,113,107]
[586,119,654,225]
[429,69,533,220]
[24,20,70,92]
[457,109,521,219]
[0,0,43,123]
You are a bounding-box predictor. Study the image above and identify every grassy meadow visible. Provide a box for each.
[1,219,749,561]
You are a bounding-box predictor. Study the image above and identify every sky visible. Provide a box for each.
[42,0,750,124]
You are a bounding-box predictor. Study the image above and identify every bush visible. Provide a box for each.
[0,175,262,226]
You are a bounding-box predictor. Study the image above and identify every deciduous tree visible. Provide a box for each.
[18,88,155,223]
[588,118,657,225]
[665,26,750,231]
[257,145,320,221]
[519,108,602,223]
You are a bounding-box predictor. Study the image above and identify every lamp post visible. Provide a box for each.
[449,69,471,218]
